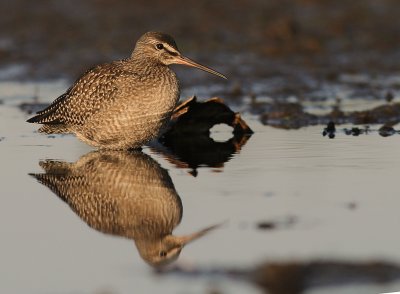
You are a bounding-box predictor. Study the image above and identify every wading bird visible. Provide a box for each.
[27,32,226,149]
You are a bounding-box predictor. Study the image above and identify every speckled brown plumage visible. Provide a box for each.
[30,151,218,266]
[31,151,180,265]
[27,31,226,149]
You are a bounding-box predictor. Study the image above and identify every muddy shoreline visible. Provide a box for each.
[2,0,400,130]
[1,0,399,81]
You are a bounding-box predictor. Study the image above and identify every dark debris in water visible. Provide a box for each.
[379,122,398,137]
[257,216,298,231]
[343,126,370,136]
[321,122,400,138]
[165,96,253,137]
[322,121,336,139]
[158,260,400,294]
[150,96,253,175]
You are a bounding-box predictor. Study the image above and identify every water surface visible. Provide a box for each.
[1,82,400,294]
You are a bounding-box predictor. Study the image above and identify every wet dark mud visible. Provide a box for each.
[4,0,400,131]
[2,0,400,104]
[261,101,400,131]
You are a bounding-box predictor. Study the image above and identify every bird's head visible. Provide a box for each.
[135,223,221,267]
[133,31,227,79]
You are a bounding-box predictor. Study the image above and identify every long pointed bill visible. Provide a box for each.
[177,223,222,246]
[175,55,227,80]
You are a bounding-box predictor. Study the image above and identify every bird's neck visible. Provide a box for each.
[130,48,162,65]
[126,54,167,75]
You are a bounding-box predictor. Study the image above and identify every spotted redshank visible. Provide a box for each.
[27,32,226,149]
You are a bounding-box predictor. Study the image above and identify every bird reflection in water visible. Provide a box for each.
[30,151,218,267]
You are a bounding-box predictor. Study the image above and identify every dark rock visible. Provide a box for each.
[379,123,397,137]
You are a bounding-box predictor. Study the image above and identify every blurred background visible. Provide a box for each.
[1,0,399,80]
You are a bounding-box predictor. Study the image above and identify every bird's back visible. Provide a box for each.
[28,62,124,125]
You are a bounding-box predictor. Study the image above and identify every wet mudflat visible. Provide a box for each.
[1,79,400,294]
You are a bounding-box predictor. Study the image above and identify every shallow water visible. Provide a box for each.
[1,81,400,294]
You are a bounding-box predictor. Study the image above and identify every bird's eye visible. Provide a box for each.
[159,251,167,257]
[156,43,164,50]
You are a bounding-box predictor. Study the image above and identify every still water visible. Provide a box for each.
[1,81,400,294]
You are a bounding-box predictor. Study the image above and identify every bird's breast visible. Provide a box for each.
[76,64,180,149]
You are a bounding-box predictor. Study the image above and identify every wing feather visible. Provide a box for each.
[27,62,123,125]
